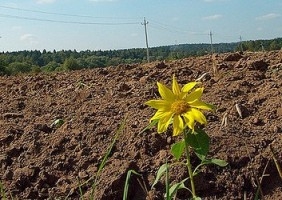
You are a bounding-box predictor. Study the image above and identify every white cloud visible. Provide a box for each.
[35,0,56,4]
[257,27,263,31]
[202,14,222,20]
[256,13,281,20]
[12,26,22,31]
[5,3,19,8]
[20,34,39,45]
[172,17,180,22]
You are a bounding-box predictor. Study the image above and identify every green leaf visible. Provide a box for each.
[195,152,206,161]
[123,170,142,200]
[165,161,170,200]
[171,140,185,161]
[167,178,189,199]
[186,127,210,159]
[209,158,228,167]
[151,163,169,189]
[89,116,127,198]
[193,157,228,176]
[51,118,64,128]
[200,158,228,167]
[138,119,158,135]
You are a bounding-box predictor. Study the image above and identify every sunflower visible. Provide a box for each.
[145,75,214,136]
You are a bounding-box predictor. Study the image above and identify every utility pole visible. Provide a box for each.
[209,31,217,75]
[209,31,214,54]
[239,35,243,52]
[142,17,150,63]
[261,42,265,52]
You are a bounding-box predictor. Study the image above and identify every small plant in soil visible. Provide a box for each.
[145,75,228,199]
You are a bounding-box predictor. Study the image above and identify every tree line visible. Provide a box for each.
[0,37,282,76]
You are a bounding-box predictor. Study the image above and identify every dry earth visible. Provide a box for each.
[0,51,282,200]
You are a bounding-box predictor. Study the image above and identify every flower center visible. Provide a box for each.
[171,100,189,115]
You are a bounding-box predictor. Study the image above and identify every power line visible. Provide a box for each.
[0,5,139,20]
[149,19,207,35]
[149,19,241,43]
[0,13,140,25]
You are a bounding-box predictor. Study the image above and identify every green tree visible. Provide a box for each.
[0,58,8,76]
[63,57,81,71]
[7,62,32,75]
[42,61,60,72]
[85,55,107,68]
[269,40,280,50]
[31,65,42,74]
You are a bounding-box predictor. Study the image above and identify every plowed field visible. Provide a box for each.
[0,51,282,199]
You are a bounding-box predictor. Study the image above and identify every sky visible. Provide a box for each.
[0,0,281,52]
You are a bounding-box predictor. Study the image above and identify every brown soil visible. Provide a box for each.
[0,51,282,200]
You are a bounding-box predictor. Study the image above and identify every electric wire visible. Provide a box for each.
[0,13,140,25]
[0,5,140,20]
[0,5,240,43]
[0,5,237,39]
[149,18,208,36]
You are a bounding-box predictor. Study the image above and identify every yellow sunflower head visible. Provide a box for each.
[145,75,214,136]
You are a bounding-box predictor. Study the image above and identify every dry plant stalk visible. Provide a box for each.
[211,54,218,76]
[243,141,265,199]
[235,103,243,118]
[220,112,228,128]
[270,145,282,179]
[196,72,209,81]
[212,61,218,75]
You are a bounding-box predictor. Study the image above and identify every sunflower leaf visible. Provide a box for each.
[166,178,189,199]
[201,158,228,167]
[151,163,169,189]
[186,127,210,159]
[171,140,185,161]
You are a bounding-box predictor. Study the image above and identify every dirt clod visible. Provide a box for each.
[0,51,281,199]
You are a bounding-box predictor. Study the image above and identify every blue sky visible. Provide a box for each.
[0,0,281,52]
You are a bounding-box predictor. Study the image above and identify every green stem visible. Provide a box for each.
[165,160,170,200]
[183,129,197,199]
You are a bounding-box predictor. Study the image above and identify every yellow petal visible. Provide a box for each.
[190,108,207,125]
[172,75,181,96]
[172,115,184,136]
[185,88,204,103]
[145,99,171,111]
[157,82,175,102]
[179,91,188,100]
[183,112,195,131]
[150,110,172,121]
[157,113,173,133]
[182,82,199,93]
[189,100,214,111]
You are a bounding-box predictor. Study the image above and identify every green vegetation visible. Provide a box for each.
[0,37,282,76]
[74,116,126,200]
[145,76,228,199]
